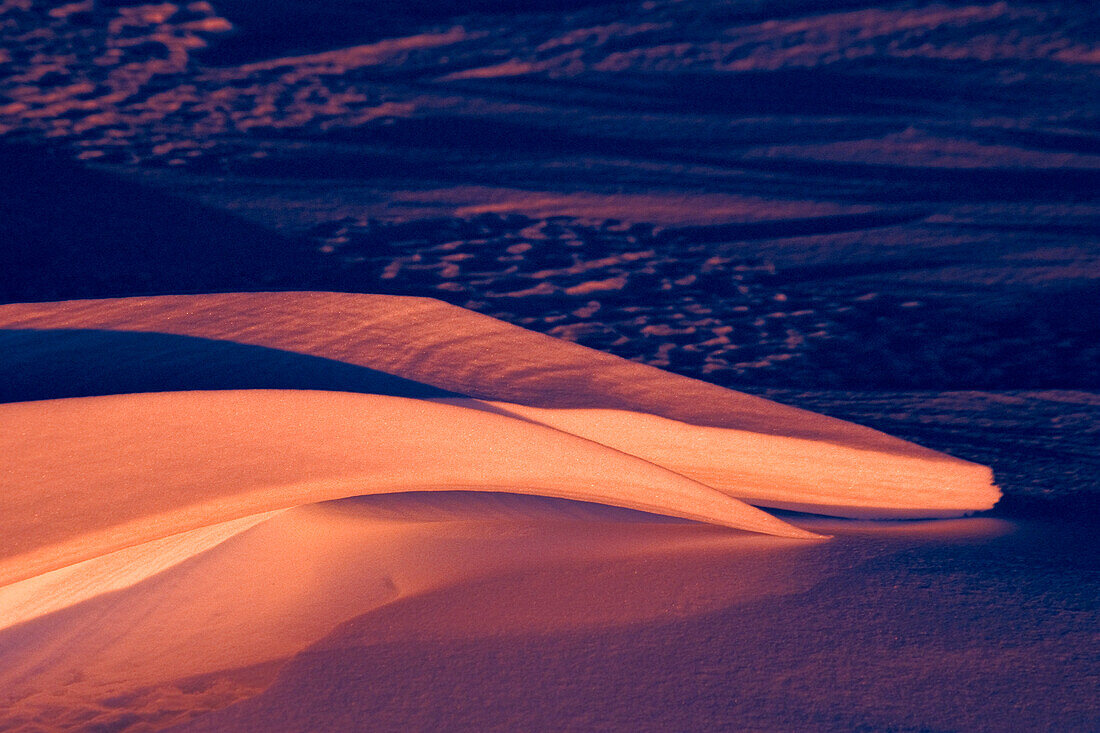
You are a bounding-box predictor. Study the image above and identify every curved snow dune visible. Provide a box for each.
[0,389,818,588]
[0,495,818,733]
[0,511,285,631]
[0,292,999,518]
[444,401,1000,519]
[0,291,950,457]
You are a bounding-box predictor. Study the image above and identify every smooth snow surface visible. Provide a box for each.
[1,292,1088,733]
[0,495,822,731]
[443,400,999,518]
[0,292,950,452]
[0,292,998,526]
[0,388,817,589]
[0,511,284,630]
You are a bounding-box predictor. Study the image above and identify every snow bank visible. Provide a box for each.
[0,389,816,588]
[0,291,999,526]
[445,401,1000,518]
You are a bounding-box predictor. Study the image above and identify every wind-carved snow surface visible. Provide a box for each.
[0,292,998,595]
[0,389,819,592]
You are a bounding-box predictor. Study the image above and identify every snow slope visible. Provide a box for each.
[0,291,998,526]
[0,292,1085,733]
[0,388,816,589]
[443,400,999,518]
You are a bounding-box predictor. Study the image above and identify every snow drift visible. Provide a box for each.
[0,291,1018,732]
[0,388,816,589]
[0,291,999,537]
